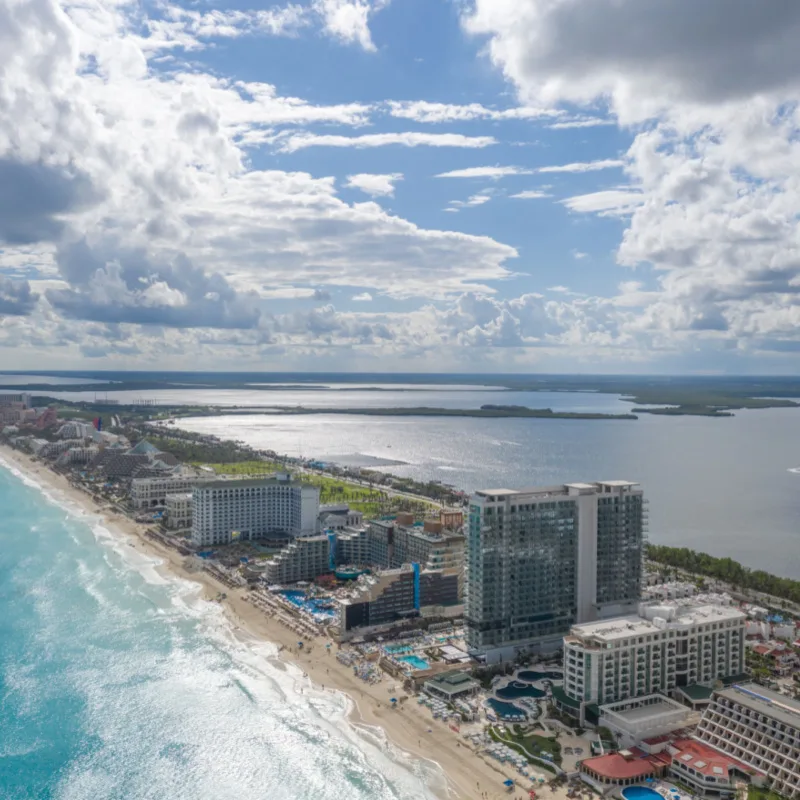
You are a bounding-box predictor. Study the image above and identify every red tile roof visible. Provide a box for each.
[671,739,764,780]
[581,753,662,781]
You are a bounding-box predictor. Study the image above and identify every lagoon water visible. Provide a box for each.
[175,404,800,580]
[0,460,440,800]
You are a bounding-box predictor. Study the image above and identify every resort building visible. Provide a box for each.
[695,684,800,798]
[55,445,100,467]
[264,535,331,584]
[191,475,320,547]
[465,481,647,662]
[423,671,480,702]
[131,474,211,509]
[57,421,95,440]
[318,503,364,530]
[337,565,460,637]
[597,694,699,749]
[562,595,745,716]
[165,493,192,530]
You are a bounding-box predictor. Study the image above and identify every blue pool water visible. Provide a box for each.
[485,699,526,719]
[496,682,546,699]
[518,670,563,682]
[398,655,430,670]
[280,590,337,618]
[622,788,663,800]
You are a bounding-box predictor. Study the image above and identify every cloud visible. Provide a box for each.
[463,0,800,122]
[548,117,616,130]
[387,101,558,123]
[351,292,373,301]
[435,165,534,179]
[278,132,497,152]
[312,0,390,52]
[537,159,624,174]
[0,277,38,316]
[510,190,551,199]
[446,193,493,212]
[0,160,99,245]
[572,250,588,260]
[561,190,644,215]
[344,173,403,197]
[143,5,310,50]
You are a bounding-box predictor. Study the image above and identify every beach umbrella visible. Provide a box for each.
[504,780,515,786]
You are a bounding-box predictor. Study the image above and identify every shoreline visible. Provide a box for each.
[0,445,542,800]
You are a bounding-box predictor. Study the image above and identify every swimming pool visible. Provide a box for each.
[496,681,546,699]
[518,670,563,682]
[398,655,430,670]
[486,698,526,719]
[280,591,337,618]
[622,787,662,800]
[384,644,414,654]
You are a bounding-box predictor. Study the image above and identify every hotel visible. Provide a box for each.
[695,684,800,798]
[465,481,646,662]
[562,594,746,719]
[191,475,320,547]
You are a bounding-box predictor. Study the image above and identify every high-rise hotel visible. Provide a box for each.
[465,481,646,662]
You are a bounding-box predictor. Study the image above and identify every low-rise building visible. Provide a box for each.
[423,671,479,702]
[563,594,745,720]
[165,493,192,530]
[695,684,800,798]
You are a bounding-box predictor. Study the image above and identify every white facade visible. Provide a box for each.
[264,535,330,584]
[599,694,698,749]
[191,476,320,547]
[165,493,192,530]
[131,475,209,509]
[466,480,646,663]
[696,685,800,799]
[564,594,746,713]
[58,421,95,440]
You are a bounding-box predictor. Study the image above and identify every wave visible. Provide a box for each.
[0,454,444,800]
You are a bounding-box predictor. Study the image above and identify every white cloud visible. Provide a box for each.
[510,190,551,199]
[312,0,389,52]
[344,173,403,197]
[548,117,616,130]
[435,165,534,179]
[278,131,497,152]
[387,100,558,123]
[352,292,373,301]
[572,250,588,260]
[143,5,309,51]
[561,190,644,215]
[537,159,624,174]
[447,193,493,212]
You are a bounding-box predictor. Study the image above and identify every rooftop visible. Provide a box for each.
[717,684,800,728]
[196,476,307,490]
[570,596,744,643]
[581,752,662,781]
[676,683,715,702]
[426,670,476,688]
[671,738,762,780]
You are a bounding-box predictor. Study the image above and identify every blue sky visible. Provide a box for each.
[2,0,800,372]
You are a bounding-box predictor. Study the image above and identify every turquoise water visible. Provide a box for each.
[496,682,545,700]
[398,655,429,671]
[622,788,662,800]
[485,699,525,719]
[0,459,441,799]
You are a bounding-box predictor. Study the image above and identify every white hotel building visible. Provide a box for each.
[563,594,745,716]
[130,474,211,509]
[191,475,320,547]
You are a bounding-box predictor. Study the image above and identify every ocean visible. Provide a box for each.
[0,459,441,800]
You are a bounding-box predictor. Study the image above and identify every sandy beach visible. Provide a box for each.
[0,445,549,800]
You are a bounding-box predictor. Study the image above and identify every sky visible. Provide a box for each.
[3,0,800,373]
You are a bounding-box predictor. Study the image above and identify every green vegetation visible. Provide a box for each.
[489,726,561,769]
[200,461,285,475]
[647,544,800,605]
[143,435,257,464]
[747,787,789,800]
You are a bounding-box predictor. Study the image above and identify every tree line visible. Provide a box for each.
[646,544,800,606]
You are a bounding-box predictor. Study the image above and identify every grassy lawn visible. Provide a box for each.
[199,461,285,475]
[490,726,561,768]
